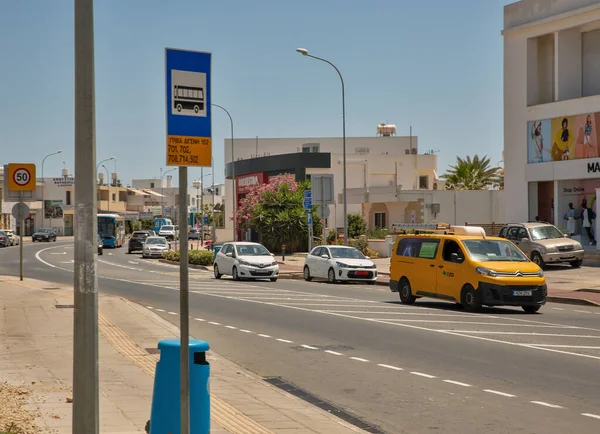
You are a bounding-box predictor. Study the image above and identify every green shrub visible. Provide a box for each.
[366,228,388,239]
[365,247,379,258]
[163,250,180,262]
[348,238,369,255]
[348,213,367,238]
[189,250,214,266]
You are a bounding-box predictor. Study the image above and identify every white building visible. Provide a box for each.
[504,0,600,245]
[222,125,439,241]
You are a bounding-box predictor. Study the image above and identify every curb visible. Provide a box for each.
[546,296,600,307]
[158,258,210,271]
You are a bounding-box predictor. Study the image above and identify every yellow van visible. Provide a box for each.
[389,224,547,313]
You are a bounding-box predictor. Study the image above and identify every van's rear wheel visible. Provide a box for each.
[399,278,416,305]
[461,285,480,312]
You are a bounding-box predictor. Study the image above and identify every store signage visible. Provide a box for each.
[236,172,266,194]
[588,162,600,173]
[53,177,74,187]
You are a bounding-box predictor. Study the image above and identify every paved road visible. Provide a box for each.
[5,241,600,433]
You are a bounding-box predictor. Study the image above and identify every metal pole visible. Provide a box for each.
[41,159,45,229]
[178,167,190,434]
[73,0,99,433]
[200,168,204,246]
[19,192,23,281]
[211,157,216,244]
[212,104,235,241]
[102,165,110,213]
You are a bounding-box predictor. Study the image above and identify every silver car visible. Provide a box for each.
[499,222,584,269]
[142,236,170,258]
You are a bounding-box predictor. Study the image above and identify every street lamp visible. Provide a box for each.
[101,165,110,213]
[160,167,177,217]
[296,48,348,246]
[96,157,115,183]
[212,103,236,241]
[41,149,63,229]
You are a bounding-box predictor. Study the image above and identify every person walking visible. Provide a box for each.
[563,202,579,235]
[581,201,596,245]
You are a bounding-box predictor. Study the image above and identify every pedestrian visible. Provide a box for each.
[563,202,578,235]
[581,201,596,245]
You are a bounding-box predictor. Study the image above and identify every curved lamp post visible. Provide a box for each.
[212,103,236,241]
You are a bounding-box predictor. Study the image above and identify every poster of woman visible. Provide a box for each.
[550,116,576,161]
[527,119,551,163]
[575,113,599,159]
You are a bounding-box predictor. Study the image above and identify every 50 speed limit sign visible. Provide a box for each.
[7,163,36,191]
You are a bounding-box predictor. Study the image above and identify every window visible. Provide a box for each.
[302,143,320,153]
[312,247,323,256]
[66,191,71,206]
[150,182,155,188]
[374,212,387,229]
[419,176,429,189]
[418,240,440,259]
[442,240,464,262]
[396,238,421,257]
[112,193,116,201]
[517,228,528,240]
[499,227,508,238]
[506,227,520,241]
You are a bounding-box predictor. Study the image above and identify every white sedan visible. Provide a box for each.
[303,245,377,284]
[142,236,170,258]
[214,242,279,281]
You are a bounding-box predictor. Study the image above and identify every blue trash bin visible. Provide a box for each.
[213,244,223,261]
[148,338,210,434]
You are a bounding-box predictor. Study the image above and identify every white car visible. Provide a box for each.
[158,225,178,241]
[142,236,170,258]
[5,230,18,246]
[303,245,377,284]
[214,242,279,281]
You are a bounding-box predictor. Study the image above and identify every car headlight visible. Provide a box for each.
[239,259,251,266]
[536,269,544,277]
[476,267,498,277]
[545,246,557,253]
[336,261,349,268]
[575,242,583,250]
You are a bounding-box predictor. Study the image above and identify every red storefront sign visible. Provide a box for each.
[236,172,267,195]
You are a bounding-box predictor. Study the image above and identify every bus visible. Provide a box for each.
[153,218,173,235]
[173,85,204,113]
[98,214,125,248]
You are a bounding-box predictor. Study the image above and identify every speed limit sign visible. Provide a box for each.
[8,163,36,191]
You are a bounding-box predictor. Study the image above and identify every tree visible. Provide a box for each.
[235,174,323,252]
[442,155,501,190]
[347,213,367,238]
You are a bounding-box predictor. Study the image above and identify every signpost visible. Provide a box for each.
[7,163,36,281]
[304,190,313,251]
[166,47,212,434]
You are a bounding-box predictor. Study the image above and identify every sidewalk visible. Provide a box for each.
[0,276,367,434]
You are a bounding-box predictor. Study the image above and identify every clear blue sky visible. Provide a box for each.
[0,0,508,187]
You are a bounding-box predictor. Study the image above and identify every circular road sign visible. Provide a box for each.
[13,168,32,187]
[11,203,30,221]
[316,205,330,220]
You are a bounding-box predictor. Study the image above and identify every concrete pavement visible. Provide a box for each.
[0,275,367,434]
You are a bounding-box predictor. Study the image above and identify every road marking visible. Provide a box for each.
[276,338,293,343]
[167,311,177,315]
[128,261,139,265]
[582,413,600,420]
[194,318,205,322]
[552,307,564,311]
[225,326,237,329]
[301,344,319,350]
[443,380,471,387]
[350,357,369,362]
[257,334,271,338]
[155,309,165,312]
[436,331,600,338]
[530,401,564,409]
[528,344,600,349]
[325,350,343,356]
[98,259,140,271]
[484,389,515,398]
[108,253,113,255]
[379,320,576,327]
[575,310,592,314]
[146,306,153,309]
[378,364,403,371]
[61,261,74,264]
[208,321,221,325]
[410,372,436,379]
[239,329,253,333]
[50,252,67,255]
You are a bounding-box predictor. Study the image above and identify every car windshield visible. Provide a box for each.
[236,244,270,256]
[328,247,366,259]
[132,232,148,238]
[530,225,564,241]
[38,229,51,233]
[146,238,167,245]
[161,226,174,231]
[463,240,528,262]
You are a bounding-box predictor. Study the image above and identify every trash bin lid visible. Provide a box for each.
[157,338,210,352]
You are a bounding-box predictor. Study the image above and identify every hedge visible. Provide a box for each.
[163,250,214,266]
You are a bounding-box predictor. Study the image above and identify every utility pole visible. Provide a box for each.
[73,0,99,433]
[200,167,204,246]
[178,167,190,434]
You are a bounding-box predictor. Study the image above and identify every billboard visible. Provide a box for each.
[528,113,600,164]
[44,200,63,219]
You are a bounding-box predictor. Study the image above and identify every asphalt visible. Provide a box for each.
[4,240,600,434]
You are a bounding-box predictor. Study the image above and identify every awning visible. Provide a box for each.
[127,188,149,196]
[142,189,165,197]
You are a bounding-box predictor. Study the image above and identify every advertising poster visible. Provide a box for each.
[44,200,63,219]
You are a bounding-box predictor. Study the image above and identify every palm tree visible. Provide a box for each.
[442,155,501,190]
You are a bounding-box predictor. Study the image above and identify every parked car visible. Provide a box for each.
[97,234,103,255]
[214,242,279,281]
[188,228,200,240]
[0,231,10,248]
[4,230,18,246]
[304,245,378,284]
[142,236,170,258]
[158,225,178,241]
[499,222,584,269]
[32,228,57,242]
[128,231,150,253]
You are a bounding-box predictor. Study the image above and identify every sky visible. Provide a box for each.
[0,0,508,188]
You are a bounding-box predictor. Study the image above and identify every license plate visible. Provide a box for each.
[512,290,532,296]
[356,271,368,276]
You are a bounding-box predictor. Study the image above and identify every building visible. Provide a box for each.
[222,125,439,241]
[503,0,600,245]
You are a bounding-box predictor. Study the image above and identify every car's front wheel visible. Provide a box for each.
[303,265,312,281]
[327,268,336,284]
[570,259,583,268]
[232,266,240,281]
[531,252,546,270]
[214,264,222,279]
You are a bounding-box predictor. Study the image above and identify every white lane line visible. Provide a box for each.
[50,252,67,255]
[225,326,237,330]
[443,380,471,387]
[552,307,565,311]
[258,334,271,338]
[208,321,221,325]
[575,310,592,314]
[167,311,177,315]
[146,306,154,309]
[484,389,515,398]
[194,318,205,322]
[378,364,403,371]
[528,344,600,349]
[437,331,600,338]
[301,344,319,350]
[582,413,600,420]
[128,261,139,265]
[350,357,369,362]
[239,329,253,333]
[530,401,564,409]
[155,309,165,312]
[379,320,577,327]
[410,372,436,379]
[325,350,343,356]
[276,338,293,343]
